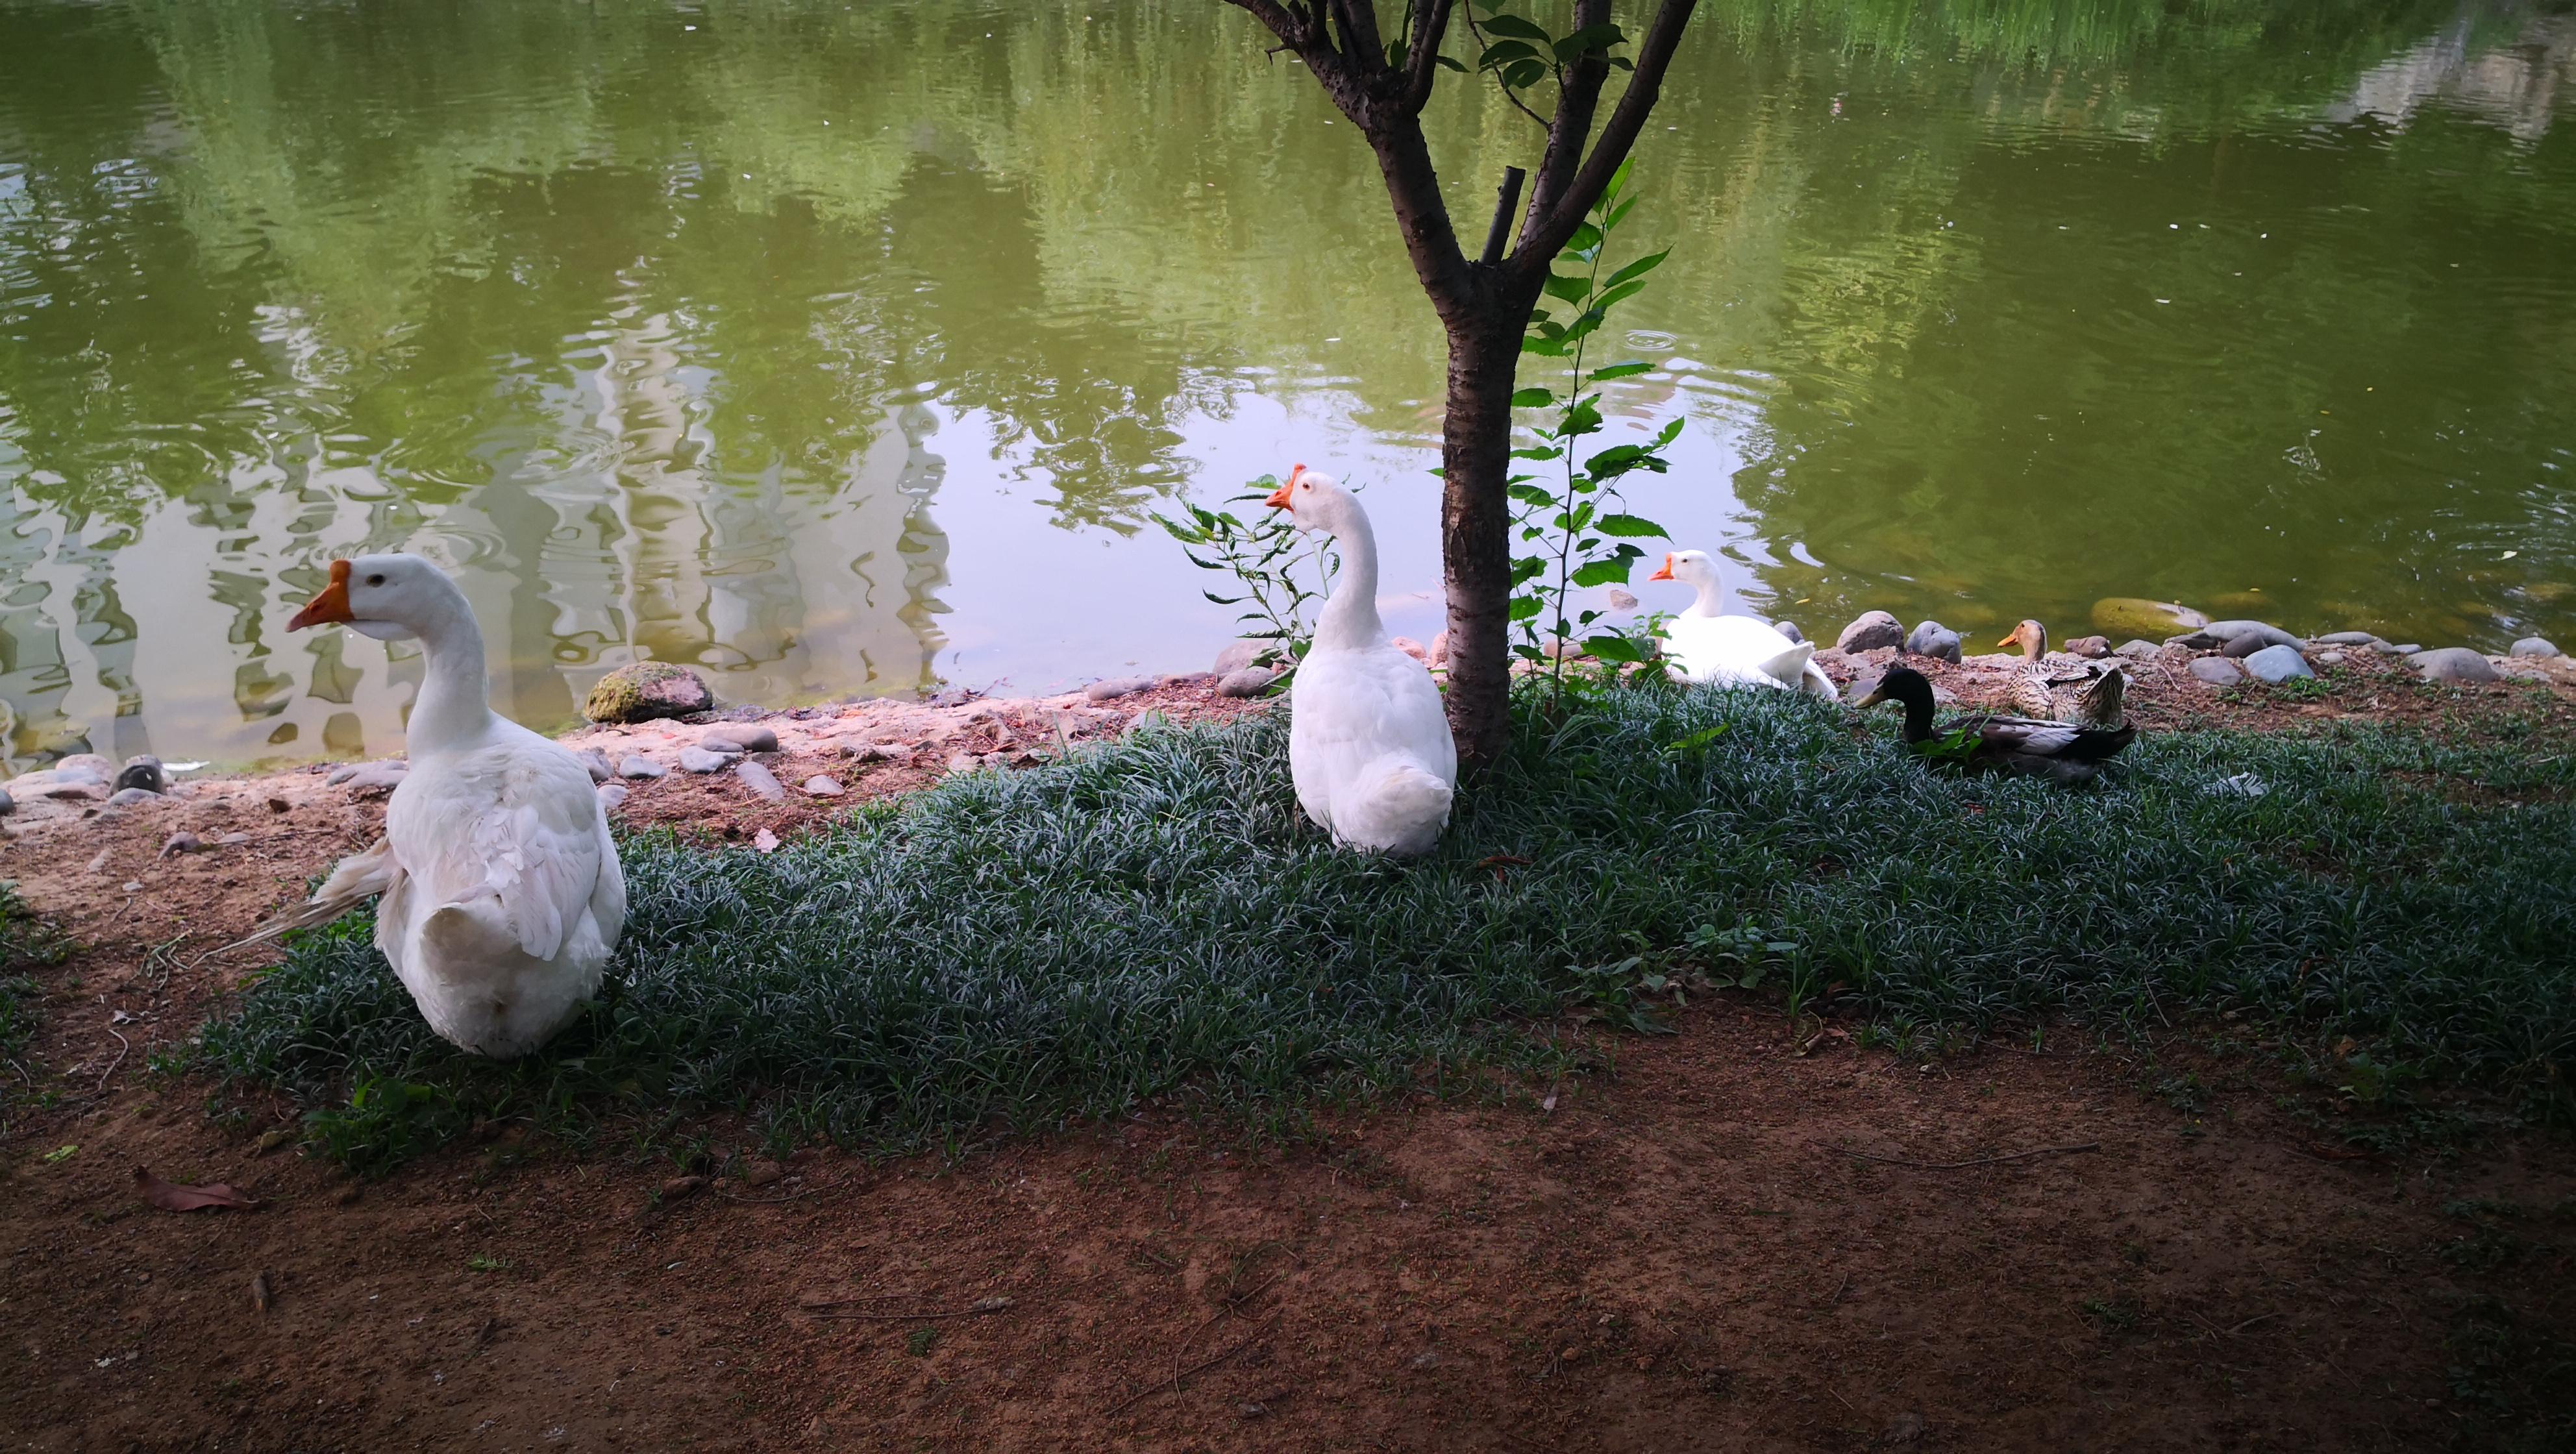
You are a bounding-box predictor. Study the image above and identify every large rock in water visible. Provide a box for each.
[1903,620,1963,663]
[2175,619,2305,653]
[584,661,714,724]
[2091,598,2209,639]
[1836,610,1903,652]
[2510,636,2561,659]
[2413,647,2499,684]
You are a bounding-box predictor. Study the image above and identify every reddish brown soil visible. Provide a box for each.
[5,671,2573,1451]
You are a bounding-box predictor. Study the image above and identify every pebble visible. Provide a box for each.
[676,746,731,774]
[2316,650,2346,665]
[160,832,201,857]
[1835,610,1903,652]
[800,775,845,797]
[1606,588,1640,611]
[2412,647,2499,684]
[595,782,628,811]
[1085,676,1158,702]
[734,761,787,803]
[577,749,614,783]
[2064,635,2111,658]
[1217,667,1276,698]
[701,724,778,754]
[1772,619,1804,644]
[841,742,906,763]
[2510,636,2560,659]
[2188,656,2244,686]
[617,756,666,780]
[112,756,167,795]
[2113,639,2161,661]
[1903,620,1962,663]
[106,787,162,807]
[2241,644,2314,683]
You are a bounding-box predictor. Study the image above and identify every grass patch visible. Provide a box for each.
[202,687,2576,1172]
[1,883,68,1132]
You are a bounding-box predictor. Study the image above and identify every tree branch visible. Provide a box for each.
[1224,0,1310,48]
[1517,0,1612,254]
[1515,0,1699,271]
[1400,0,1458,114]
[1329,0,1385,64]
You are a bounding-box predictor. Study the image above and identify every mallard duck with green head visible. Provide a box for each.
[1855,665,2135,783]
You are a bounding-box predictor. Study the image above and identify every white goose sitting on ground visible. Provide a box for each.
[1648,550,1836,698]
[251,554,626,1058]
[1265,465,1455,855]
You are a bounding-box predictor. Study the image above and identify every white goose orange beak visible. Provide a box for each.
[1264,464,1303,510]
[288,560,354,632]
[1647,552,1676,582]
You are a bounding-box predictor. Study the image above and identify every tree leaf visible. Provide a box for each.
[1520,336,1570,357]
[1437,54,1467,71]
[1553,22,1626,62]
[1501,57,1550,90]
[1585,634,1652,663]
[1508,595,1544,621]
[1570,558,1635,587]
[1592,279,1648,314]
[1566,221,1602,254]
[1588,361,1653,382]
[1509,386,1554,408]
[1594,513,1669,538]
[1507,483,1557,507]
[134,1167,257,1213]
[1478,13,1552,42]
[1542,271,1593,304]
[1601,248,1670,292]
[1476,38,1541,69]
[1509,445,1565,461]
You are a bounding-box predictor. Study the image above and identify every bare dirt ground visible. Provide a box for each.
[3,661,2573,1451]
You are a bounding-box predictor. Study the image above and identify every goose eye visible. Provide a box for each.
[365,574,385,587]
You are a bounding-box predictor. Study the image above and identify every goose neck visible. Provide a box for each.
[405,597,495,755]
[1311,502,1383,652]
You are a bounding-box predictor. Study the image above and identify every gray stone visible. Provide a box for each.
[1217,667,1276,698]
[341,764,408,795]
[160,832,201,857]
[1835,610,1904,652]
[2064,635,2111,658]
[2510,636,2561,659]
[2414,647,2499,684]
[1212,639,1269,675]
[583,661,715,724]
[2172,619,2303,652]
[734,760,786,803]
[2314,631,2384,647]
[1606,588,1640,612]
[841,742,906,763]
[2389,643,2422,655]
[595,782,628,811]
[617,756,667,780]
[2220,633,2275,659]
[1903,621,1962,663]
[676,746,731,774]
[2188,656,2244,686]
[1772,619,1804,645]
[106,787,160,807]
[1085,675,1158,702]
[112,756,166,795]
[800,774,845,798]
[2316,650,2347,666]
[2114,639,2161,661]
[2370,640,2419,656]
[2242,644,2314,683]
[0,788,13,816]
[577,748,613,783]
[700,724,778,754]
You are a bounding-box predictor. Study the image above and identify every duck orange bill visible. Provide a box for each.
[1647,552,1676,582]
[1263,463,1304,510]
[287,560,354,631]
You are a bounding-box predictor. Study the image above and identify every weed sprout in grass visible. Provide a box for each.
[204,688,2576,1174]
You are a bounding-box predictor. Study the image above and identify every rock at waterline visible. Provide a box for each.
[2510,636,2561,659]
[2174,620,2304,653]
[1903,621,1963,664]
[2091,597,2209,639]
[735,761,787,803]
[2114,639,2160,661]
[2064,635,2111,658]
[617,756,666,780]
[1211,639,1270,675]
[112,756,167,795]
[8,758,110,802]
[2371,640,2421,656]
[1085,675,1158,702]
[1835,611,1904,652]
[801,775,845,798]
[700,724,778,754]
[676,746,731,774]
[2188,657,2244,686]
[2241,644,2314,683]
[1773,619,1805,645]
[582,661,715,724]
[2413,647,2499,684]
[1217,667,1276,698]
[2314,630,2384,647]
[576,748,613,784]
[106,787,162,807]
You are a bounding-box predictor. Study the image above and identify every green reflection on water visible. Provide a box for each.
[0,0,2568,768]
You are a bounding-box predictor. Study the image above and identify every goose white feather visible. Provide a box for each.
[1648,550,1837,698]
[1267,467,1455,856]
[275,554,625,1057]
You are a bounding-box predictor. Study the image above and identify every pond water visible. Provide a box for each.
[1,0,2571,768]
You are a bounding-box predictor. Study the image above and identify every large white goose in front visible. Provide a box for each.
[267,554,625,1058]
[1267,466,1455,856]
[1649,548,1837,698]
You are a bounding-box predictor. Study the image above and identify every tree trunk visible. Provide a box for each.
[1439,316,1524,770]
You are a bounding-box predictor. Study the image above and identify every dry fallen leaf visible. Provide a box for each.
[753,828,781,854]
[251,1270,273,1312]
[134,1166,258,1212]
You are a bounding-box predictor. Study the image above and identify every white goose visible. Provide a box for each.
[1648,549,1837,698]
[256,554,626,1059]
[1265,466,1455,855]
